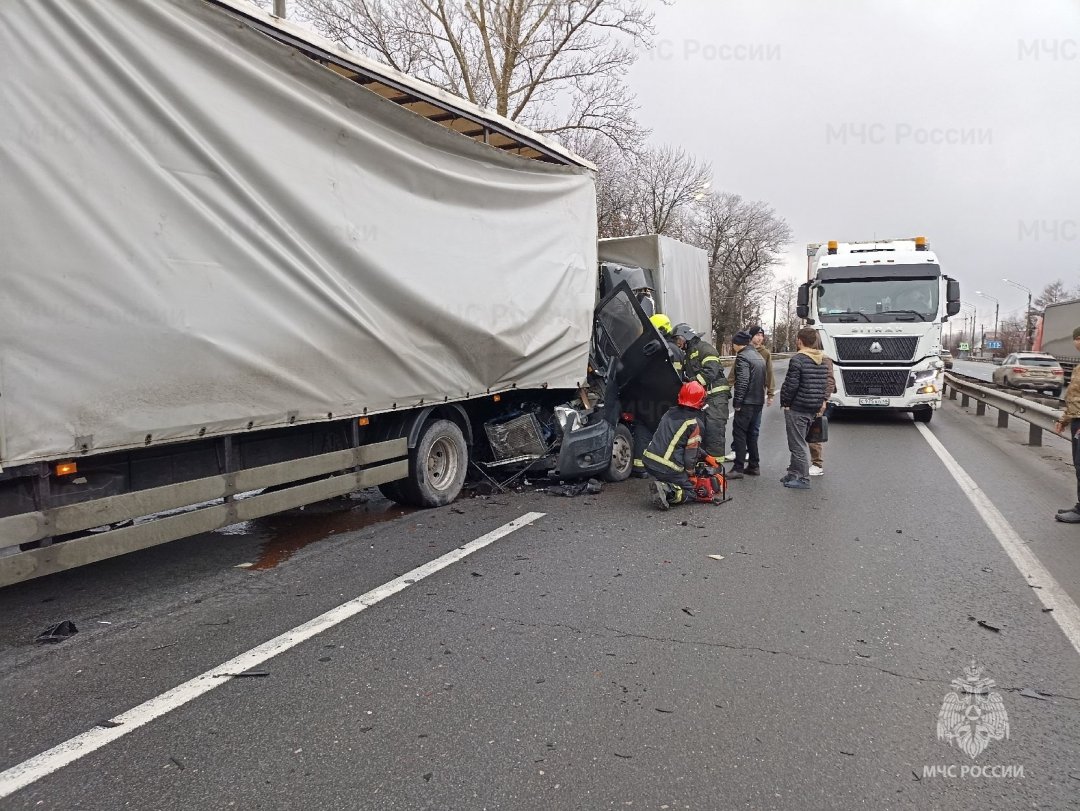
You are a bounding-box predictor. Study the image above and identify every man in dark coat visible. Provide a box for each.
[729,330,767,478]
[779,327,830,489]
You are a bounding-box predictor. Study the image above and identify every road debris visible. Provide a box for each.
[707,554,724,561]
[170,757,185,771]
[1018,688,1050,701]
[681,608,695,617]
[214,669,270,678]
[96,719,122,729]
[542,479,603,497]
[35,620,78,644]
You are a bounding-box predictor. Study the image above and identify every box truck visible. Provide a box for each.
[0,0,681,584]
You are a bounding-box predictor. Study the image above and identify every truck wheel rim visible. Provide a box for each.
[426,437,459,492]
[611,433,631,473]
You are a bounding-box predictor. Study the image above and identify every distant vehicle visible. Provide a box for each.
[939,350,954,370]
[1035,299,1080,376]
[991,353,1065,396]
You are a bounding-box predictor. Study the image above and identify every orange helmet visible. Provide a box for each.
[677,381,707,409]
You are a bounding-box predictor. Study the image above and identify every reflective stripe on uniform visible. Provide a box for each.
[643,450,680,470]
[644,417,698,471]
[708,385,730,394]
[633,459,645,468]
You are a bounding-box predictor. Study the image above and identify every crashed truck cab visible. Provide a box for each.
[553,281,682,480]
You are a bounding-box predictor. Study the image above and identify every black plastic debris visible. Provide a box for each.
[214,669,270,678]
[96,719,122,729]
[36,620,78,644]
[976,620,1001,633]
[543,478,603,497]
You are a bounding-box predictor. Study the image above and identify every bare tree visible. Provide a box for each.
[290,0,655,150]
[627,145,711,237]
[1035,279,1071,310]
[688,192,792,341]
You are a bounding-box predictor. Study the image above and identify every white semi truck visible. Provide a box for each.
[797,237,961,422]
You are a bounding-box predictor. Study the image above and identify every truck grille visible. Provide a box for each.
[841,369,909,397]
[835,336,918,362]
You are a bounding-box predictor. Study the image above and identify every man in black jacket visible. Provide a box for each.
[779,327,830,489]
[729,330,767,478]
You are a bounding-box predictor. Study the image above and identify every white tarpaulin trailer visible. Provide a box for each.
[598,235,712,341]
[0,0,597,469]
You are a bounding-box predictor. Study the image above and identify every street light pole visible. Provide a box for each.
[1002,278,1034,350]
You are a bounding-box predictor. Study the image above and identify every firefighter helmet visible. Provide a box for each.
[677,381,707,409]
[650,313,673,335]
[672,323,699,343]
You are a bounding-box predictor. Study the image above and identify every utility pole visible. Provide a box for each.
[273,0,286,17]
[1003,278,1034,350]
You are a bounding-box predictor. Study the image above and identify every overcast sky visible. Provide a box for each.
[627,0,1080,329]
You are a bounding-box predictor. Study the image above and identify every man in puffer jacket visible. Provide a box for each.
[779,327,830,489]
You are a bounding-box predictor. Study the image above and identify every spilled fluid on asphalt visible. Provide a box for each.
[217,492,412,570]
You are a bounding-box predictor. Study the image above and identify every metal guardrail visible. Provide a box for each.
[943,373,1063,447]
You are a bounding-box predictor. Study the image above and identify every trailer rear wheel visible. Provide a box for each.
[401,419,468,507]
[601,423,634,482]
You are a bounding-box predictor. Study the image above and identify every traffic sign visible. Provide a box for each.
[959,342,970,351]
[986,340,1003,350]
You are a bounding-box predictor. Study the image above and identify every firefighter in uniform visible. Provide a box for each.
[673,323,731,461]
[644,381,708,510]
[630,313,687,478]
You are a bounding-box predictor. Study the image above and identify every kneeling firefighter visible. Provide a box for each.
[644,381,728,510]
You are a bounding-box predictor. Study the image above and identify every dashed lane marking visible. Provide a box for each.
[0,512,546,800]
[917,423,1080,657]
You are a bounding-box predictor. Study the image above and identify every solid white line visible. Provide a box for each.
[0,511,545,800]
[917,423,1080,656]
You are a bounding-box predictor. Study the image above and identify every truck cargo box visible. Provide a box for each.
[0,0,598,471]
[598,235,712,341]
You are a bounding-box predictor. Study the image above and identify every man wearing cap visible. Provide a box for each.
[729,330,767,478]
[1053,327,1080,522]
[747,326,776,407]
[673,323,731,462]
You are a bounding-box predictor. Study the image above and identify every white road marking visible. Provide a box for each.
[0,512,545,800]
[917,423,1080,657]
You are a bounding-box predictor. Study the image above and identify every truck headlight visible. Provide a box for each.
[910,369,938,394]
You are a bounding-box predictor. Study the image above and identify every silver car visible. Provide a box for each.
[991,352,1065,395]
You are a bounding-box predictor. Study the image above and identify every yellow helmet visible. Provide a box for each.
[649,313,673,335]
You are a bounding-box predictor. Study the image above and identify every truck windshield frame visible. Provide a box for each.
[815,275,940,324]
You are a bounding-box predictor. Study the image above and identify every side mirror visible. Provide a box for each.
[796,283,810,320]
[946,301,961,317]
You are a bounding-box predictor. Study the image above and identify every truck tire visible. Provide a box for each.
[400,419,468,508]
[601,423,634,483]
[913,407,933,423]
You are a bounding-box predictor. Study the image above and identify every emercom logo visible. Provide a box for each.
[921,661,1024,780]
[936,661,1010,758]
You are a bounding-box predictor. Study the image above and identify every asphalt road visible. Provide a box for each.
[2,391,1079,810]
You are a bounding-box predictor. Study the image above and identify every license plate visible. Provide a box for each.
[858,397,890,406]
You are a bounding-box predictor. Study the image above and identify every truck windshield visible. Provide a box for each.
[815,278,939,323]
